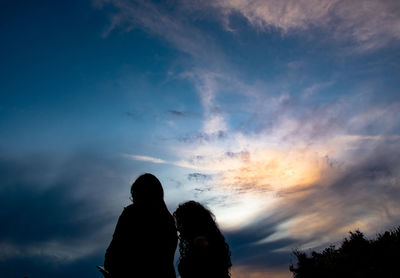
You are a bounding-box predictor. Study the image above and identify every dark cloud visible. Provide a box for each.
[167,110,192,117]
[188,172,212,182]
[225,151,250,162]
[125,111,139,118]
[0,151,130,277]
[224,216,296,268]
[188,155,205,165]
[0,181,99,244]
[193,187,213,199]
[179,130,227,143]
[0,154,115,243]
[168,110,186,116]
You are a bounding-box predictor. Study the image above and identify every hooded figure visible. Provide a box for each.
[104,173,177,278]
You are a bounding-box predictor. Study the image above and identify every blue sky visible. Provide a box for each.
[1,0,400,277]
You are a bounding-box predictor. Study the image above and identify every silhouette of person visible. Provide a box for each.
[173,201,232,278]
[104,173,177,278]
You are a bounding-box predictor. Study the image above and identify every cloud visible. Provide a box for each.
[188,172,213,182]
[179,130,227,143]
[209,0,400,51]
[225,151,249,160]
[302,81,334,98]
[214,210,297,277]
[124,154,167,164]
[178,70,232,137]
[231,266,292,278]
[125,111,140,119]
[0,151,130,276]
[95,1,234,146]
[167,110,192,117]
[123,153,200,170]
[210,136,400,275]
[167,89,400,252]
[251,138,400,250]
[168,110,185,116]
[97,0,400,54]
[94,0,225,65]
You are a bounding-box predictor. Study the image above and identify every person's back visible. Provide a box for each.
[174,201,231,278]
[104,173,177,278]
[177,236,230,278]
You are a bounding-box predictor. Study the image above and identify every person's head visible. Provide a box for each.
[173,200,219,240]
[174,201,232,272]
[130,173,164,206]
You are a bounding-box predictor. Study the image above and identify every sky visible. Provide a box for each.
[1,0,400,277]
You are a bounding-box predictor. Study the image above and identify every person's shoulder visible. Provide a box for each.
[120,204,138,217]
[124,203,135,210]
[124,203,138,212]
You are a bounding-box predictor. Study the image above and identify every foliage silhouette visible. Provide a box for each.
[290,226,400,278]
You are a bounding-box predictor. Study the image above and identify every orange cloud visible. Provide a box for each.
[221,148,326,193]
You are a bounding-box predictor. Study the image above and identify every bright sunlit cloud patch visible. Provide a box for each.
[124,154,167,164]
[221,148,325,192]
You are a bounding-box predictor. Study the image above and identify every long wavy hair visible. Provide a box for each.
[173,201,232,273]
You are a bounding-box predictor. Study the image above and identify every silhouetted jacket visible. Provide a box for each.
[105,203,177,278]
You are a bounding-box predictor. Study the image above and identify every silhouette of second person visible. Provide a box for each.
[174,201,232,278]
[104,173,177,278]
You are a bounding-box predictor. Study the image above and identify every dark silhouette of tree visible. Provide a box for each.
[290,226,400,278]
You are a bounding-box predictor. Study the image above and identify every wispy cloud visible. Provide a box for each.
[209,0,400,52]
[302,81,334,98]
[97,0,400,53]
[94,0,225,64]
[123,153,199,169]
[167,110,192,117]
[188,172,213,182]
[124,154,167,164]
[95,0,234,148]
